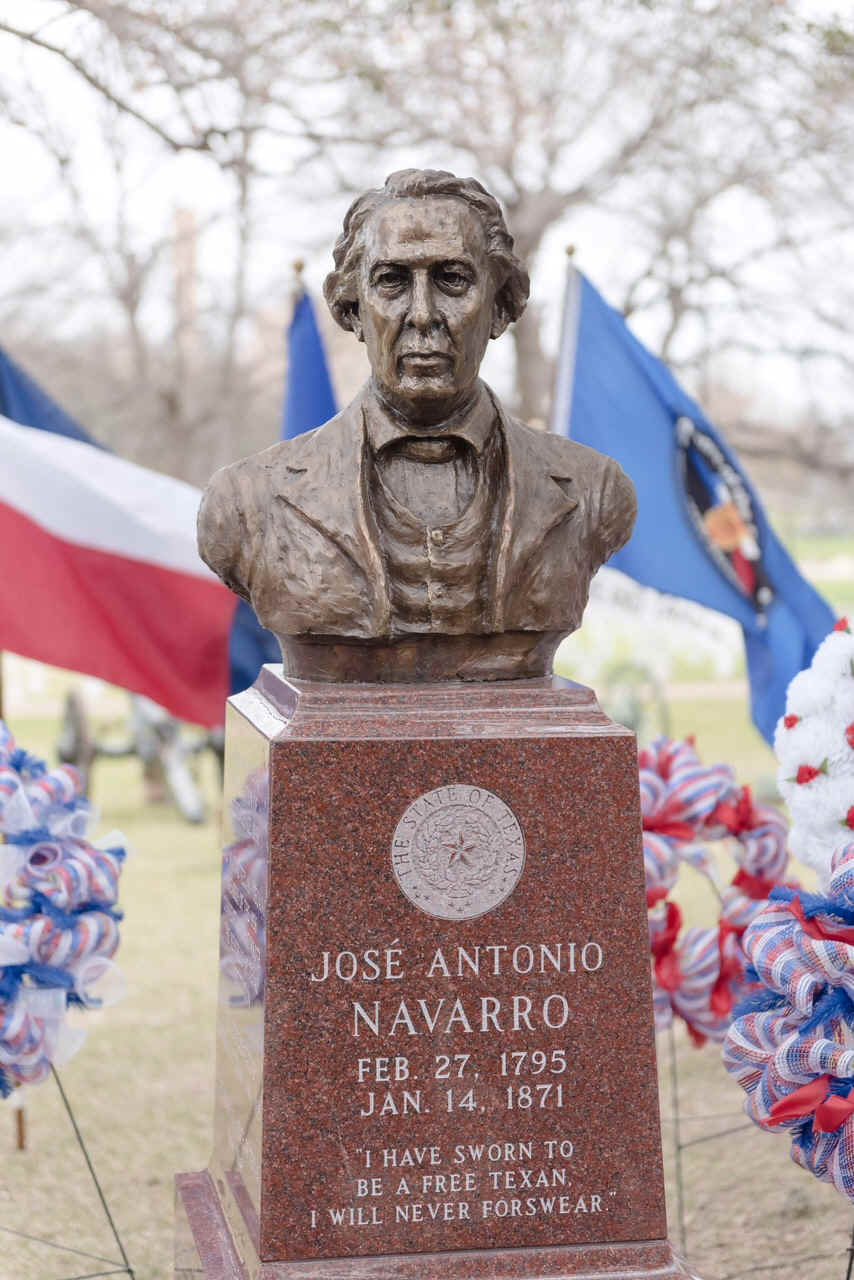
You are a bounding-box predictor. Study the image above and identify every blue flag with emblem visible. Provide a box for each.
[551,266,835,743]
[231,289,339,692]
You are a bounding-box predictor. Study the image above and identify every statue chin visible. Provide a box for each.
[374,379,476,429]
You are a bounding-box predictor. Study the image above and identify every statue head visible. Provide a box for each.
[323,169,530,426]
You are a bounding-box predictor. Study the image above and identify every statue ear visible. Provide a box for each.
[349,304,364,342]
[343,299,363,340]
[490,294,511,340]
[327,289,363,339]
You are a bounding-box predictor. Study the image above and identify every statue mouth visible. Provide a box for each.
[398,352,452,371]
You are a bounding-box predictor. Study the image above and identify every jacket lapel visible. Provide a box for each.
[272,395,391,634]
[491,404,578,630]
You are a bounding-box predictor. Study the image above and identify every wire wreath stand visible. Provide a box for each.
[2,1066,135,1280]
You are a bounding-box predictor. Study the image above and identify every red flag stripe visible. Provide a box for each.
[0,499,233,725]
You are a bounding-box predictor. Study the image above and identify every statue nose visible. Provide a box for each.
[408,273,437,329]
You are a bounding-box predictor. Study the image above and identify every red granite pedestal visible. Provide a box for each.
[175,669,699,1279]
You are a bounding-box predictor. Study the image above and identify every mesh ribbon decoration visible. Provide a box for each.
[641,737,791,1045]
[0,721,128,1096]
[724,842,854,1200]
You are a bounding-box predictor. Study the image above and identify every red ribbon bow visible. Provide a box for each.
[642,800,697,843]
[711,785,759,836]
[650,900,683,991]
[709,918,745,1017]
[769,1075,854,1134]
[787,896,854,946]
[732,867,777,901]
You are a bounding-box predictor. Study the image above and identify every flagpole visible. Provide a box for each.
[550,247,582,438]
[291,258,306,313]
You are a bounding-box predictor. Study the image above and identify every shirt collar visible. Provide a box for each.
[362,380,496,457]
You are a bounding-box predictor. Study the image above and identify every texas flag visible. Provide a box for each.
[0,349,236,726]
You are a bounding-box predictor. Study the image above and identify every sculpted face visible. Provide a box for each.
[353,197,502,427]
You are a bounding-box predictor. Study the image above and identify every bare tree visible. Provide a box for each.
[0,12,293,482]
[299,0,854,422]
[1,1,851,491]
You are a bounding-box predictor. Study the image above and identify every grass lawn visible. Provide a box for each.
[1,695,850,1279]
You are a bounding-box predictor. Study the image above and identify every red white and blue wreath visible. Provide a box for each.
[641,736,792,1047]
[0,721,127,1096]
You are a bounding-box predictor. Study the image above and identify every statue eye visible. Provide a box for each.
[436,266,471,291]
[374,267,407,290]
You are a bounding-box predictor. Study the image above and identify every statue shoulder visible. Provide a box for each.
[504,416,629,488]
[503,417,636,558]
[199,405,350,519]
[533,427,620,481]
[196,401,360,597]
[198,447,274,541]
[196,446,287,598]
[548,435,636,559]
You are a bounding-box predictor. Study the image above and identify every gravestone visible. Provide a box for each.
[175,672,696,1278]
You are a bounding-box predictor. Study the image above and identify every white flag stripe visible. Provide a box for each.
[0,415,214,580]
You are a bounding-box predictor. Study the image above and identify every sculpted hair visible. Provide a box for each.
[323,168,530,334]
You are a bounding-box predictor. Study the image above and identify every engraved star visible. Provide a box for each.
[444,833,476,867]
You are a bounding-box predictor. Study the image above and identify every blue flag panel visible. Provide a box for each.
[281,291,337,441]
[0,348,99,446]
[552,269,835,743]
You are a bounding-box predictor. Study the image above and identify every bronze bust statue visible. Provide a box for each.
[198,169,636,682]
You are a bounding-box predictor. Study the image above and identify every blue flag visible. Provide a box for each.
[231,290,339,693]
[0,348,98,446]
[281,291,337,440]
[552,267,835,744]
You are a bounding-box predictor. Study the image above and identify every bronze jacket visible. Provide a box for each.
[197,384,636,676]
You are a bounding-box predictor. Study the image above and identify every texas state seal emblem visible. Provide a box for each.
[391,785,526,921]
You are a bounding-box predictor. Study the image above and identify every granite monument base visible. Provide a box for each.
[176,669,698,1280]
